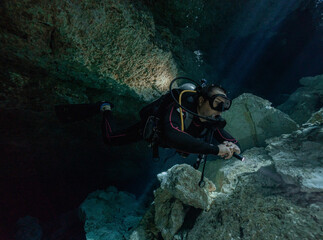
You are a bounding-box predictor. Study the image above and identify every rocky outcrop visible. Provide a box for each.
[171,125,323,239]
[266,124,323,192]
[79,186,146,240]
[204,147,273,193]
[130,164,218,240]
[222,93,298,150]
[130,122,323,240]
[178,166,323,240]
[307,107,323,124]
[154,165,217,240]
[278,74,323,124]
[157,165,217,211]
[0,0,182,104]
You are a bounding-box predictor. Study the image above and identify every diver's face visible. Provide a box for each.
[197,90,227,122]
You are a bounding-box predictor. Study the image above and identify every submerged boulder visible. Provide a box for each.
[204,147,273,193]
[130,123,323,240]
[278,74,323,124]
[306,107,323,125]
[154,164,217,240]
[130,164,218,240]
[266,124,323,192]
[79,186,145,240]
[157,164,217,211]
[173,124,323,240]
[179,167,323,240]
[222,93,298,150]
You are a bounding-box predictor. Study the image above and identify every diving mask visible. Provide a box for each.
[207,94,232,112]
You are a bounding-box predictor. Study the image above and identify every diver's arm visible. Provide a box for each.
[213,128,240,147]
[161,103,219,155]
[213,128,241,155]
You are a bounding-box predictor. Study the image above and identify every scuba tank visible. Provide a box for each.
[139,83,197,144]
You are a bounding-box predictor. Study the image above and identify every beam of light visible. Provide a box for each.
[215,0,303,92]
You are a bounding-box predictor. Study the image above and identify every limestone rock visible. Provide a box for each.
[204,147,273,194]
[141,164,218,240]
[79,186,145,240]
[278,74,323,124]
[306,107,323,125]
[157,164,217,211]
[174,124,323,239]
[130,122,323,240]
[0,0,182,102]
[222,93,298,150]
[129,118,323,240]
[181,171,323,240]
[266,124,323,192]
[129,206,159,240]
[154,189,186,240]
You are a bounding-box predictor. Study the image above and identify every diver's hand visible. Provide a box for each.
[217,144,233,159]
[223,141,241,154]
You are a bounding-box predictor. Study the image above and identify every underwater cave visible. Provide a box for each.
[0,0,322,239]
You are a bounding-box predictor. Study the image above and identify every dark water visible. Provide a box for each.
[205,0,323,106]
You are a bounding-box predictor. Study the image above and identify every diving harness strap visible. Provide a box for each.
[178,90,216,188]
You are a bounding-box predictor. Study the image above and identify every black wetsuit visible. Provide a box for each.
[102,94,239,155]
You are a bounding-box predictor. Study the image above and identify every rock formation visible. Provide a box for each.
[154,165,217,240]
[79,186,146,240]
[0,0,180,104]
[222,93,298,150]
[130,164,218,240]
[129,123,323,240]
[278,74,323,124]
[266,125,323,193]
[307,107,323,125]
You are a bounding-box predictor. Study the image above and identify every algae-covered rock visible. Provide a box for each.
[222,93,298,150]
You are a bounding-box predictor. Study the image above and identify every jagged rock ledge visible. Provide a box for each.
[130,121,323,240]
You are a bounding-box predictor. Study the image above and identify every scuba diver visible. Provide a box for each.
[55,77,241,164]
[99,77,241,161]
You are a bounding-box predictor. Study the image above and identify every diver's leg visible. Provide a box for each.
[101,111,143,145]
[55,103,101,123]
[55,101,114,123]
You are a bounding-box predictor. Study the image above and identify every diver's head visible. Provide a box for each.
[197,85,231,122]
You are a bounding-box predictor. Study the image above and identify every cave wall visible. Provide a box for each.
[0,0,192,237]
